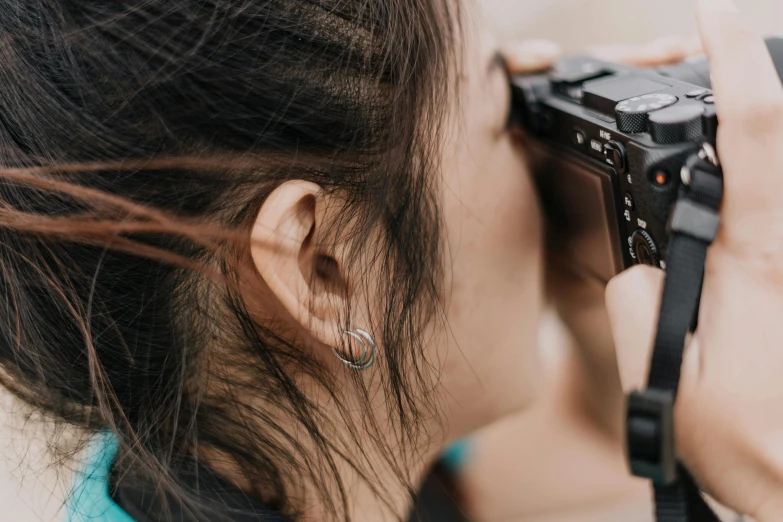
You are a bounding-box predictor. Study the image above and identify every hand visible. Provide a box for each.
[589,34,703,67]
[503,35,707,440]
[606,0,783,520]
[501,34,703,76]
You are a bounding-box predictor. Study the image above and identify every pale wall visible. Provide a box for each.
[484,0,783,49]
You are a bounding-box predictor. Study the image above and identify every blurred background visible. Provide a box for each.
[1,1,782,520]
[484,0,783,50]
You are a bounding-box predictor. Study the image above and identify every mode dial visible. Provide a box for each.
[648,105,705,144]
[615,93,679,133]
[631,229,659,267]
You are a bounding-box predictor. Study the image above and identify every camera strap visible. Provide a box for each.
[625,145,724,522]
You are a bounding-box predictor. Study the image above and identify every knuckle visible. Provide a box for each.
[715,17,758,52]
[730,22,757,49]
[606,265,662,303]
[766,99,783,128]
[630,264,665,287]
[726,98,783,136]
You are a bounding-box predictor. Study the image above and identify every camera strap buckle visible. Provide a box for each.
[625,143,724,522]
[670,200,721,244]
[627,388,676,485]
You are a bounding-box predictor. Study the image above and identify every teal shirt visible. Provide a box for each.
[65,432,470,522]
[441,438,471,473]
[66,432,135,522]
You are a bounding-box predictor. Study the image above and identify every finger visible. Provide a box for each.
[502,39,562,74]
[590,35,703,67]
[680,34,706,58]
[697,0,783,231]
[629,35,703,67]
[605,265,665,392]
[588,43,637,64]
[697,0,783,122]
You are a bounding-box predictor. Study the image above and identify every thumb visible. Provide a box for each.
[605,265,665,392]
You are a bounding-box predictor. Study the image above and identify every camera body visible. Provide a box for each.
[511,38,783,283]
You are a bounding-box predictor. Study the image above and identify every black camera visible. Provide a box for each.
[511,38,783,283]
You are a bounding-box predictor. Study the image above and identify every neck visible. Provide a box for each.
[298,391,444,522]
[200,378,445,522]
[313,447,436,522]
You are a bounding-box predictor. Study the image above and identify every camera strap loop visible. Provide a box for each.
[626,144,724,522]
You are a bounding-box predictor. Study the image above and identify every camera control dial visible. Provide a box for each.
[648,104,705,145]
[615,94,679,133]
[631,229,660,267]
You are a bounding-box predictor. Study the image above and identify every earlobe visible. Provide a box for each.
[250,180,348,349]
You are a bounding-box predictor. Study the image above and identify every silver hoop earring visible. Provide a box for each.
[333,328,376,371]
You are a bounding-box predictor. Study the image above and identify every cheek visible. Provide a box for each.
[434,133,546,427]
[425,2,547,434]
[441,136,543,293]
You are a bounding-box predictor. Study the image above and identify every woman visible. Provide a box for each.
[0,1,781,522]
[0,1,556,520]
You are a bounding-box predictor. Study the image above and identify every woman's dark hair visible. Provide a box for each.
[0,0,458,520]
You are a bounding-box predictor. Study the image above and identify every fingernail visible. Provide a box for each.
[700,0,740,13]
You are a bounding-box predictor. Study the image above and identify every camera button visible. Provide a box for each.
[702,95,715,105]
[573,130,587,146]
[624,192,635,210]
[686,89,709,99]
[603,141,627,173]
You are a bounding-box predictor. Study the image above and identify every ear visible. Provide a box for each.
[250,180,348,349]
